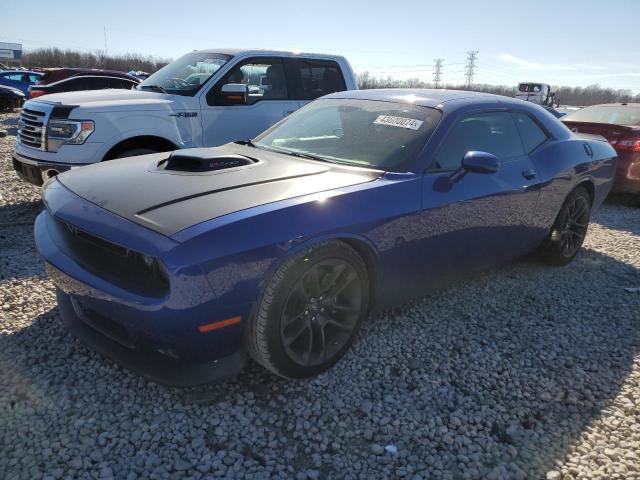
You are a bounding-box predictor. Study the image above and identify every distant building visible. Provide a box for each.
[0,42,22,67]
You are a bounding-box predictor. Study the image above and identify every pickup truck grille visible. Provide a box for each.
[18,108,47,150]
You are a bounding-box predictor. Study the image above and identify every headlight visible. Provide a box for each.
[46,120,94,151]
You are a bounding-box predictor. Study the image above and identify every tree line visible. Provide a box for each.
[17,49,638,106]
[357,72,639,106]
[21,48,170,74]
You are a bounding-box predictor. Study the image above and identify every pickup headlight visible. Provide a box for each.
[46,120,94,151]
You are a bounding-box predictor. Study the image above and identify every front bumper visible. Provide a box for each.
[55,287,246,386]
[13,151,84,186]
[35,185,252,386]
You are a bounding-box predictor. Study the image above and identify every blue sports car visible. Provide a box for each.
[35,89,617,385]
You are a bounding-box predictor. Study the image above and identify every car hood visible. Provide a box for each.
[33,88,184,112]
[55,143,382,237]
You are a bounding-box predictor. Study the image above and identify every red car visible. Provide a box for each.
[562,103,640,195]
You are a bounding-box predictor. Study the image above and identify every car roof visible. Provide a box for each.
[39,68,139,84]
[325,88,527,109]
[0,70,43,75]
[194,48,348,61]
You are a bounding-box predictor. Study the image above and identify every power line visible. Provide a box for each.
[464,51,479,89]
[433,58,444,88]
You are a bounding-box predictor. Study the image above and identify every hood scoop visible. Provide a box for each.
[158,148,256,173]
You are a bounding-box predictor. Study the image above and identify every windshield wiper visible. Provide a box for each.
[239,142,341,164]
[234,139,257,147]
[139,84,167,94]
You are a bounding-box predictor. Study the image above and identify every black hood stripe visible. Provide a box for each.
[135,170,326,216]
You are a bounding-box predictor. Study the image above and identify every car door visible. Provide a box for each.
[415,110,542,283]
[200,57,301,146]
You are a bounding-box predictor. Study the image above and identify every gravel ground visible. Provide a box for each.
[1,110,639,480]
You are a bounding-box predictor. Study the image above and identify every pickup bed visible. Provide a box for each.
[13,49,357,186]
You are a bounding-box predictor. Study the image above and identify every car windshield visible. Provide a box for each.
[254,98,442,171]
[563,104,640,126]
[138,52,231,96]
[518,84,543,93]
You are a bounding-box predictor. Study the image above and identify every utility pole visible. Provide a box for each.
[103,26,108,67]
[464,50,479,89]
[433,58,444,88]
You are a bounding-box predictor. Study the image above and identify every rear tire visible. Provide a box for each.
[247,240,369,379]
[112,147,159,159]
[540,186,591,266]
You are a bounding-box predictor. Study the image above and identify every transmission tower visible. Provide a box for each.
[464,51,479,89]
[433,58,444,88]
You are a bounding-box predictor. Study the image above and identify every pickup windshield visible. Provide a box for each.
[138,52,231,96]
[254,98,442,171]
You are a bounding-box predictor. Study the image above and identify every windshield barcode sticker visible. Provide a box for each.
[374,115,424,130]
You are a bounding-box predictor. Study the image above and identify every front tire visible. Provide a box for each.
[540,186,591,266]
[247,240,370,379]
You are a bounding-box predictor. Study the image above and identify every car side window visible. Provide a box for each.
[28,74,41,83]
[59,78,89,92]
[512,112,549,153]
[431,112,525,171]
[108,78,136,89]
[85,77,110,90]
[291,60,346,100]
[210,58,290,105]
[6,73,23,81]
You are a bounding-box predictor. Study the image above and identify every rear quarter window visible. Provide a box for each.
[512,112,549,153]
[292,60,347,100]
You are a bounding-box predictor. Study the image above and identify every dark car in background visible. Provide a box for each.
[28,68,140,98]
[0,84,25,111]
[0,70,44,96]
[562,103,640,195]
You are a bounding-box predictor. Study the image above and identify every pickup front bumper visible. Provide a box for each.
[13,151,86,186]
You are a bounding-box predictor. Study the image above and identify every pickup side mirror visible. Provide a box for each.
[450,151,500,182]
[219,83,248,105]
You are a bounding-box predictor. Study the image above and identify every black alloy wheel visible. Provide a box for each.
[541,186,591,266]
[280,259,363,367]
[247,240,369,378]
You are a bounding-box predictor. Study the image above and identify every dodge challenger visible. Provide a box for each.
[35,89,617,385]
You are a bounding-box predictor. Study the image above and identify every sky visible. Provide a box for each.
[2,0,640,92]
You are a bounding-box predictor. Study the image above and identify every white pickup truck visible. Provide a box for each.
[13,49,357,185]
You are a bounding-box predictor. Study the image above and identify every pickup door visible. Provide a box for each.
[199,57,348,146]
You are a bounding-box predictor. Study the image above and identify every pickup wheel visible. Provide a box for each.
[112,148,159,159]
[247,240,369,379]
[540,186,591,266]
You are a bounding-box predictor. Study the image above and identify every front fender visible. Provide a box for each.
[89,112,200,160]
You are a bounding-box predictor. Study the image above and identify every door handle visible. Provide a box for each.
[522,169,537,180]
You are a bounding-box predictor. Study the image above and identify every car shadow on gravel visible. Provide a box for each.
[1,247,639,479]
[0,199,43,224]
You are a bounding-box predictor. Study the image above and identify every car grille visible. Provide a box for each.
[18,108,47,150]
[50,216,170,298]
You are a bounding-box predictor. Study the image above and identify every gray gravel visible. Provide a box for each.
[1,110,640,480]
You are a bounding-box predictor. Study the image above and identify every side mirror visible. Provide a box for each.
[450,151,500,182]
[219,83,248,104]
[461,151,500,174]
